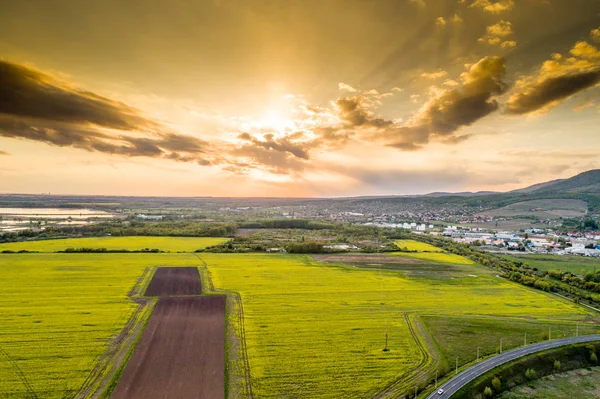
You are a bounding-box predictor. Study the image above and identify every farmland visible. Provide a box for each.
[0,237,599,398]
[394,240,443,252]
[504,254,600,275]
[393,239,475,264]
[201,252,595,398]
[0,236,228,253]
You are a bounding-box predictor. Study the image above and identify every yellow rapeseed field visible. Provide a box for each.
[200,252,592,398]
[0,236,228,253]
[0,238,597,399]
[392,239,475,264]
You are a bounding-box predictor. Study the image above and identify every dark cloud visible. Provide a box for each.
[506,34,600,114]
[335,97,393,129]
[507,69,600,114]
[381,56,507,149]
[0,150,9,155]
[0,60,156,131]
[227,132,317,174]
[0,60,214,164]
[237,132,310,159]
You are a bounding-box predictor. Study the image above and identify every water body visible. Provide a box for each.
[0,208,114,219]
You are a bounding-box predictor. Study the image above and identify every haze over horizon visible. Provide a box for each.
[1,0,599,197]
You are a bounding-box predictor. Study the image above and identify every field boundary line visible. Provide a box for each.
[195,254,254,399]
[0,346,38,399]
[372,313,441,398]
[74,267,156,399]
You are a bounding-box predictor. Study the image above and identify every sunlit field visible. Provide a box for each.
[392,239,475,264]
[0,238,598,399]
[0,253,199,398]
[201,252,594,398]
[0,236,228,253]
[394,239,444,252]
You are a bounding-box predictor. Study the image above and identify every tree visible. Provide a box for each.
[492,376,501,391]
[483,386,493,397]
[525,368,537,380]
[591,352,598,364]
[553,360,561,371]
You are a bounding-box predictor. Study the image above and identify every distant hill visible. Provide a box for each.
[424,191,498,197]
[523,169,600,194]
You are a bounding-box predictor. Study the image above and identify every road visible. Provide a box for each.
[426,334,600,399]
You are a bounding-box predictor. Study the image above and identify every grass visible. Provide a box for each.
[504,254,600,275]
[0,253,198,398]
[0,236,229,253]
[498,367,600,398]
[0,237,598,399]
[392,239,475,264]
[422,315,600,369]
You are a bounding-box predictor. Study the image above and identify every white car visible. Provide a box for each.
[437,388,445,395]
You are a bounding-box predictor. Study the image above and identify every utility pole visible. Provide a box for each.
[576,323,579,337]
[435,370,438,388]
[477,347,480,362]
[385,332,388,351]
[500,338,503,353]
[415,386,418,398]
[549,326,552,340]
[455,357,458,375]
[524,331,527,346]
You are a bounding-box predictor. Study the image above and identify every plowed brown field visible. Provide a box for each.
[111,267,225,399]
[144,267,201,296]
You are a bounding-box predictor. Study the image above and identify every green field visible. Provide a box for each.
[0,253,198,398]
[0,237,598,399]
[0,236,229,253]
[393,239,475,264]
[498,367,600,398]
[482,199,588,220]
[505,254,600,275]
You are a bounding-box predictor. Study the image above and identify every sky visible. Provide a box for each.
[0,0,599,197]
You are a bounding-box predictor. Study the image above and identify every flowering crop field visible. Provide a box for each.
[0,237,598,399]
[200,252,595,398]
[0,236,228,253]
[0,253,198,398]
[392,239,475,264]
[394,239,444,252]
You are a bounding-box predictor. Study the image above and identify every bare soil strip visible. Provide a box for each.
[144,267,201,296]
[313,253,425,264]
[110,296,226,399]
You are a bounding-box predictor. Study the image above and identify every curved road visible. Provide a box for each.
[426,334,600,399]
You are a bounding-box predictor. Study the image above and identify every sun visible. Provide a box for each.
[263,109,292,132]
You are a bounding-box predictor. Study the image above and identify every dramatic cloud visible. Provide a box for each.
[507,33,600,115]
[0,150,8,155]
[0,60,215,164]
[593,28,600,43]
[334,96,393,129]
[469,0,514,14]
[478,21,516,48]
[436,17,447,27]
[230,132,313,174]
[0,60,155,131]
[381,56,508,150]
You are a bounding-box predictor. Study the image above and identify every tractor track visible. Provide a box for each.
[372,313,440,399]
